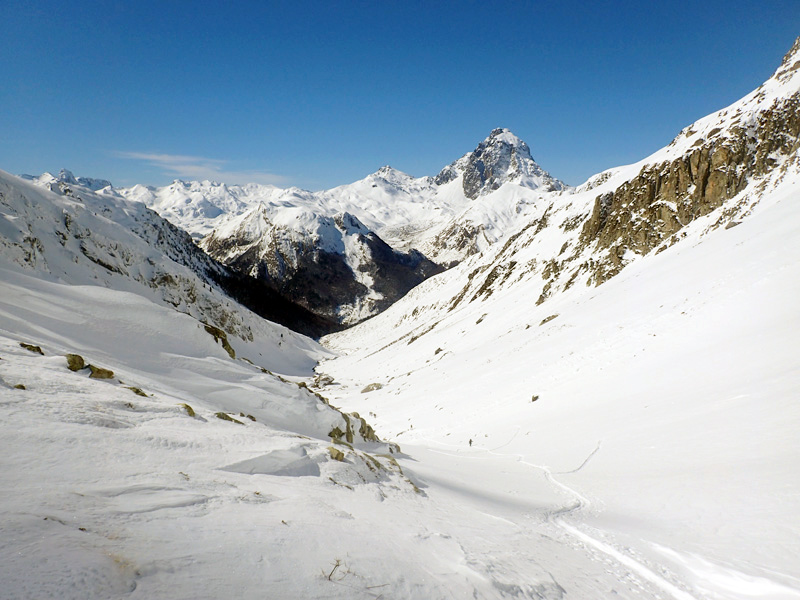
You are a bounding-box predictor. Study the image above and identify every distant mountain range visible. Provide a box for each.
[22,128,566,327]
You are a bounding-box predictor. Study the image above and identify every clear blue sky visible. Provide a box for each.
[2,1,798,189]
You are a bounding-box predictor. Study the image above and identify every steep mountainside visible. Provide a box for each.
[201,204,441,325]
[0,171,337,337]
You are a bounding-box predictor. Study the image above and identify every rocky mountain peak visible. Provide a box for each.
[19,169,113,193]
[773,36,800,83]
[434,128,565,199]
[368,165,421,187]
[56,169,112,191]
[375,165,397,177]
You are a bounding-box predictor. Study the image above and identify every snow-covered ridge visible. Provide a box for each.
[20,168,113,193]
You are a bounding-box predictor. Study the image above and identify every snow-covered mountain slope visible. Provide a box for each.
[201,204,442,325]
[0,170,338,337]
[28,129,564,328]
[315,38,800,600]
[0,170,244,334]
[0,265,412,600]
[320,168,800,597]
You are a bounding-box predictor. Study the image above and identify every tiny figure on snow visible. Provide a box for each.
[469,439,473,447]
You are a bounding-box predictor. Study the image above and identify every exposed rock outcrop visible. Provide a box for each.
[578,39,800,284]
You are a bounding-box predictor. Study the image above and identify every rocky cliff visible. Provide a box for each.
[577,37,800,284]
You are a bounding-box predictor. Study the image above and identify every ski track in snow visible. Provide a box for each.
[417,430,800,600]
[423,436,699,600]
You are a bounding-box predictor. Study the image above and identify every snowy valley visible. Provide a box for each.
[1,37,800,600]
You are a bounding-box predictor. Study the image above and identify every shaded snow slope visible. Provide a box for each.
[201,204,442,325]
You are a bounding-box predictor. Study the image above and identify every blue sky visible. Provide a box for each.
[2,1,798,189]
